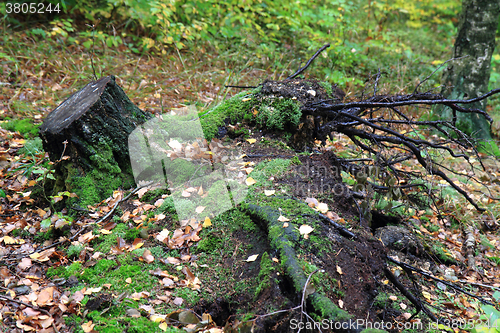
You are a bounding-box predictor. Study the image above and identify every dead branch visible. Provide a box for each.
[300,88,500,212]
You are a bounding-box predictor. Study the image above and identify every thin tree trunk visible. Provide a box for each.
[440,0,500,141]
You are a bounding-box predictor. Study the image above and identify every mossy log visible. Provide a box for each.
[39,75,152,207]
[244,204,387,333]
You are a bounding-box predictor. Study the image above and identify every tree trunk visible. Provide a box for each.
[39,75,152,207]
[440,0,500,141]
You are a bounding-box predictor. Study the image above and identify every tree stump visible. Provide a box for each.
[39,75,152,207]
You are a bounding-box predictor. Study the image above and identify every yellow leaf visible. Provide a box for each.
[245,177,256,186]
[126,278,132,284]
[203,217,212,228]
[4,236,25,245]
[246,138,257,144]
[151,314,166,323]
[159,322,168,331]
[299,224,314,236]
[315,203,329,213]
[100,229,112,234]
[422,291,432,300]
[277,215,290,222]
[245,254,259,262]
[336,265,343,275]
[264,190,275,196]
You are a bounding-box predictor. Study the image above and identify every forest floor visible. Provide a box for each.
[1,32,500,333]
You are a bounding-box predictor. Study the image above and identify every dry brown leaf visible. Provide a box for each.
[141,249,155,263]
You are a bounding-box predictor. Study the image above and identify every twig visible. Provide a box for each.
[387,256,494,306]
[286,44,330,81]
[457,281,500,292]
[413,56,468,94]
[384,266,441,323]
[0,294,60,333]
[256,269,323,333]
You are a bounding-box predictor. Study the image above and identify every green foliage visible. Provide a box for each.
[471,292,500,333]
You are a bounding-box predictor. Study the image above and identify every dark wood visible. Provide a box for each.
[39,75,152,204]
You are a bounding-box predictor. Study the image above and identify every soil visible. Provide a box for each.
[184,138,413,332]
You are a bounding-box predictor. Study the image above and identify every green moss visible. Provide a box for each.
[87,309,184,333]
[195,234,221,253]
[47,261,83,279]
[124,228,141,241]
[256,98,302,131]
[67,244,85,258]
[172,287,200,305]
[199,90,256,140]
[255,252,275,297]
[318,81,334,97]
[94,223,128,253]
[0,118,40,137]
[80,259,158,293]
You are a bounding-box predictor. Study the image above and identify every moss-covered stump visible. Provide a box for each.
[39,75,152,207]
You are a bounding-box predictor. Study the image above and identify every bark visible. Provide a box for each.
[440,0,500,140]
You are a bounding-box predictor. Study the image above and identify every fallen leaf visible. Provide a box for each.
[336,265,343,275]
[126,308,141,318]
[195,206,206,214]
[315,202,329,213]
[151,314,166,323]
[245,177,256,186]
[18,258,32,270]
[282,222,289,228]
[142,249,155,263]
[246,254,259,262]
[126,278,132,284]
[81,321,95,333]
[173,297,184,306]
[339,299,344,308]
[389,295,398,301]
[246,138,256,144]
[299,225,314,236]
[203,217,212,228]
[156,229,170,242]
[264,190,275,196]
[305,197,318,208]
[277,215,290,222]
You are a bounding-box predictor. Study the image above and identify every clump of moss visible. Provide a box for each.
[256,98,302,131]
[200,90,256,140]
[195,234,221,253]
[255,252,275,297]
[0,118,40,137]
